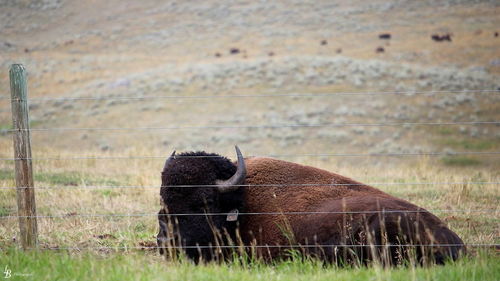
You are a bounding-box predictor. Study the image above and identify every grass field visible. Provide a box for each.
[0,155,499,280]
[0,151,498,248]
[1,248,499,281]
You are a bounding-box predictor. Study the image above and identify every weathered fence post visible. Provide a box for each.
[9,64,38,249]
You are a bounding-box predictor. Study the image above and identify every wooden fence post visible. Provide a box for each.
[9,64,38,249]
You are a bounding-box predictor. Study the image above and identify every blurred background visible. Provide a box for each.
[0,0,499,164]
[0,0,498,250]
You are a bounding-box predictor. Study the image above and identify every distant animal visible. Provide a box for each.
[379,33,391,39]
[157,146,464,264]
[431,34,452,42]
[320,40,328,45]
[376,46,385,53]
[229,48,240,54]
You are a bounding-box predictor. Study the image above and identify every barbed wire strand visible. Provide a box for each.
[30,244,500,251]
[3,121,499,133]
[1,209,498,219]
[0,181,499,190]
[1,151,499,161]
[1,89,499,102]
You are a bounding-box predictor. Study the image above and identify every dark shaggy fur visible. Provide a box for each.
[158,151,465,264]
[159,152,245,261]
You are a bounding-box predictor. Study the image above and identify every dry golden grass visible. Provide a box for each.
[0,139,498,254]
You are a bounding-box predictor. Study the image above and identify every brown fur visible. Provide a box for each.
[238,157,464,262]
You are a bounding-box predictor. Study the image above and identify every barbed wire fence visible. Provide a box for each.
[1,64,499,252]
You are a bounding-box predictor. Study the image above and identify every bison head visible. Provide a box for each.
[157,146,246,261]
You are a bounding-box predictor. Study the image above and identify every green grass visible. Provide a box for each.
[435,127,456,136]
[0,122,12,131]
[35,171,122,186]
[438,138,498,151]
[97,189,121,197]
[0,169,13,181]
[0,205,12,217]
[0,120,42,131]
[0,169,122,186]
[441,156,481,167]
[0,248,498,281]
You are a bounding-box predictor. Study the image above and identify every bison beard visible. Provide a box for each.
[157,147,464,265]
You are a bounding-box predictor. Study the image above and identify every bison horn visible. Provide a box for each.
[216,146,246,193]
[163,150,176,171]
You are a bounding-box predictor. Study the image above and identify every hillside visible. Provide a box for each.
[0,0,499,168]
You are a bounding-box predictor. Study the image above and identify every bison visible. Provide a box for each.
[431,34,452,42]
[157,146,464,265]
[378,33,392,40]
